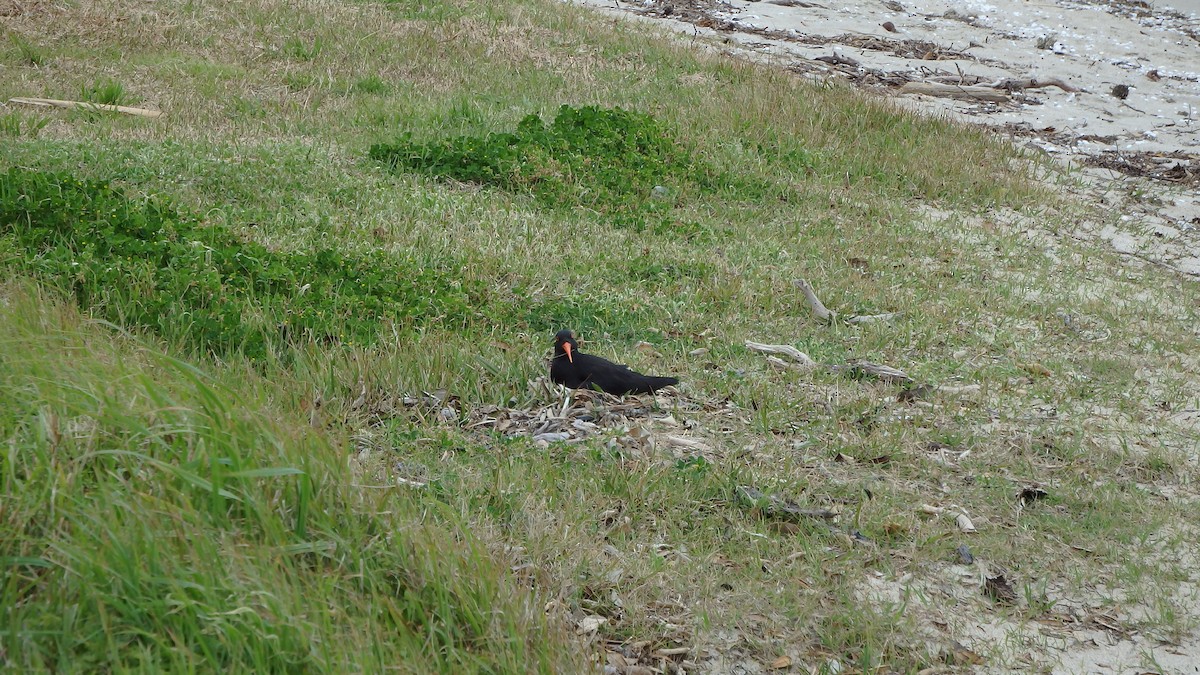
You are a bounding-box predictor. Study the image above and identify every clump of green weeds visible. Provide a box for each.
[0,112,50,138]
[81,78,129,106]
[9,32,48,66]
[371,104,729,223]
[0,169,477,360]
[351,75,390,95]
[283,36,325,61]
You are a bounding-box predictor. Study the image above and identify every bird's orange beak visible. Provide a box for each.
[563,342,573,364]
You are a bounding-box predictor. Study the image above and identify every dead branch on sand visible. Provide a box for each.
[900,76,1078,101]
[898,82,1010,102]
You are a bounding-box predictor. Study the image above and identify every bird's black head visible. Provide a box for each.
[553,329,578,363]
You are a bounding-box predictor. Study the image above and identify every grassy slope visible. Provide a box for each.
[0,284,572,672]
[3,0,1198,672]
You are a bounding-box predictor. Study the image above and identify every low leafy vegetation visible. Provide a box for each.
[0,169,477,360]
[371,104,736,224]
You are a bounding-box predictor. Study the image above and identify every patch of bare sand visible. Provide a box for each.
[854,549,1200,673]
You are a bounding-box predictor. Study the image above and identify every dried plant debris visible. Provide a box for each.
[577,615,608,635]
[794,278,901,326]
[735,486,839,522]
[896,383,934,402]
[919,504,977,532]
[744,341,817,366]
[607,641,696,674]
[464,378,728,458]
[1083,150,1200,184]
[830,360,913,384]
[794,278,839,323]
[814,52,862,68]
[746,341,913,384]
[630,0,972,61]
[944,643,985,666]
[1017,484,1050,505]
[922,75,1080,93]
[954,511,977,533]
[735,485,874,546]
[342,386,464,426]
[748,279,915,385]
[984,574,1019,605]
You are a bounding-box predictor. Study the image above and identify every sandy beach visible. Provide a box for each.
[574,0,1200,276]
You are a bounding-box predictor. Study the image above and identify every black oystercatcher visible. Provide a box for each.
[550,329,679,395]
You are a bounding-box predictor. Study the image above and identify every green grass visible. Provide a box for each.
[0,112,50,139]
[0,283,577,672]
[6,32,48,67]
[0,0,1198,671]
[80,78,129,106]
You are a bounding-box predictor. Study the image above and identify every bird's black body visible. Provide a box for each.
[550,329,679,395]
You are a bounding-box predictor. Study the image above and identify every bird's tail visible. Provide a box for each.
[640,376,679,392]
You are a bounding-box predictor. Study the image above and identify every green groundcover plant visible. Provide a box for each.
[370,104,732,223]
[0,168,477,360]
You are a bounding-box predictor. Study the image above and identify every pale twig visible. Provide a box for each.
[9,96,163,118]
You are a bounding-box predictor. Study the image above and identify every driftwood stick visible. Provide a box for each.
[796,279,897,325]
[988,77,1078,93]
[736,486,838,521]
[829,360,913,383]
[794,278,837,322]
[736,486,874,546]
[898,82,1010,102]
[846,312,900,325]
[766,355,802,371]
[750,339,915,386]
[815,53,862,68]
[8,97,163,118]
[929,74,990,86]
[744,341,817,366]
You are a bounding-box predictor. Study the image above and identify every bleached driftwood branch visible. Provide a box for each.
[898,82,1009,102]
[795,278,899,325]
[747,342,911,383]
[8,96,163,118]
[901,76,1079,102]
[794,278,837,322]
[846,312,901,325]
[744,341,817,367]
[987,77,1078,92]
[749,280,910,383]
[829,360,913,384]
